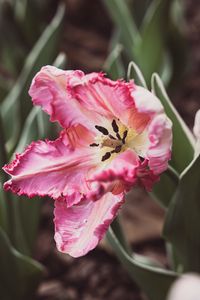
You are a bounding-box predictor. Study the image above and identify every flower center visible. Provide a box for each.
[90,119,128,161]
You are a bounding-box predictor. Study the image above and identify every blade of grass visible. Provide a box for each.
[0,227,44,300]
[103,0,140,58]
[104,43,125,79]
[1,3,65,154]
[107,225,177,300]
[127,61,147,88]
[163,152,200,272]
[151,73,195,173]
[133,0,173,85]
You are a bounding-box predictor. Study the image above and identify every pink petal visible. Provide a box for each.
[68,72,133,118]
[66,72,151,131]
[147,114,172,174]
[30,67,154,134]
[126,85,164,133]
[91,150,139,189]
[54,192,124,257]
[89,150,159,192]
[135,159,160,191]
[29,66,94,130]
[3,127,96,206]
[131,86,164,115]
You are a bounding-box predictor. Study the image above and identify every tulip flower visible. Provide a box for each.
[3,66,172,257]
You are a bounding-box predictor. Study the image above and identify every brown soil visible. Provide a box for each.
[36,0,200,299]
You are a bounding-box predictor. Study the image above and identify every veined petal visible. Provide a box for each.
[3,127,96,206]
[54,192,124,257]
[66,72,151,131]
[131,86,163,115]
[29,66,94,130]
[89,149,158,192]
[135,159,160,191]
[147,114,172,175]
[91,150,139,190]
[68,72,133,118]
[126,85,164,133]
[29,67,155,135]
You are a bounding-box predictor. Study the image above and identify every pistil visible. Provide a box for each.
[90,120,128,162]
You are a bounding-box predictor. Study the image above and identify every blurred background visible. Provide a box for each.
[0,0,200,299]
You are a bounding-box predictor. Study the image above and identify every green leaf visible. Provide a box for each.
[2,102,43,254]
[0,113,9,233]
[151,165,179,208]
[167,23,187,87]
[1,3,65,154]
[163,152,200,272]
[130,0,153,28]
[168,0,187,87]
[0,76,12,101]
[104,43,125,79]
[0,227,43,300]
[0,3,27,76]
[16,195,42,254]
[14,0,40,45]
[53,52,68,69]
[111,217,132,255]
[107,225,177,300]
[10,106,47,254]
[14,106,54,154]
[103,0,140,59]
[151,73,195,173]
[0,185,8,233]
[14,107,40,154]
[133,0,172,85]
[127,61,147,88]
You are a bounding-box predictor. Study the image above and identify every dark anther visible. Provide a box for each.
[112,119,119,133]
[108,134,116,140]
[115,145,122,153]
[139,156,145,162]
[116,133,121,140]
[90,143,99,147]
[102,152,111,161]
[122,130,128,144]
[111,145,122,154]
[95,125,109,135]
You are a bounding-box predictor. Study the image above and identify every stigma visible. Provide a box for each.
[90,119,128,162]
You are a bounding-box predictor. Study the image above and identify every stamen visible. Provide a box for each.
[116,133,121,140]
[95,125,109,135]
[112,119,119,133]
[111,145,122,154]
[139,156,145,162]
[102,152,111,161]
[122,130,128,144]
[108,134,116,140]
[90,143,99,147]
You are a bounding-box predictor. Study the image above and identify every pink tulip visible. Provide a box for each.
[3,66,172,257]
